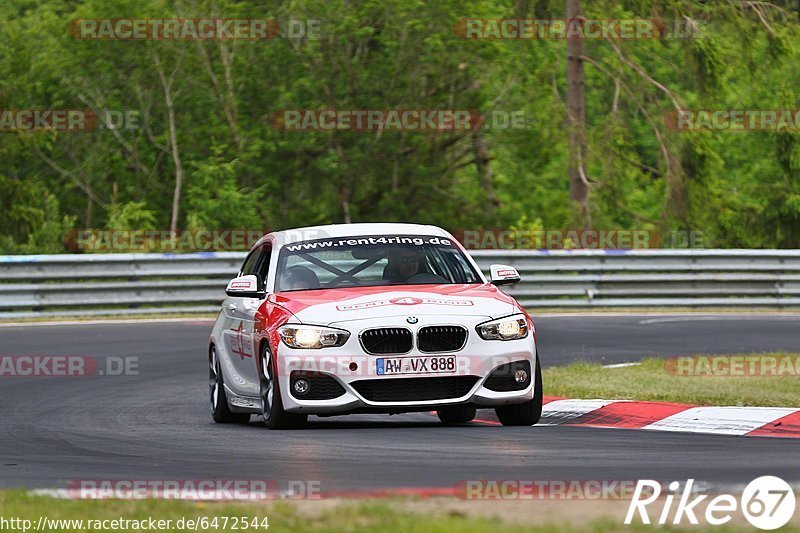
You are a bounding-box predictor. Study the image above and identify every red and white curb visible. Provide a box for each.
[528,397,800,438]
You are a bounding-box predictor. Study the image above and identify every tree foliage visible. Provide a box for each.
[1,0,799,252]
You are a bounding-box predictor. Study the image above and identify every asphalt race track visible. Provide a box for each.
[1,315,799,492]
[535,313,800,365]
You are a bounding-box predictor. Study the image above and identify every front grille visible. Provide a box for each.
[417,325,467,352]
[290,371,346,400]
[483,360,532,392]
[351,376,480,402]
[360,327,413,354]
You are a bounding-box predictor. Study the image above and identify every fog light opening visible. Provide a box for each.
[293,378,310,395]
[514,369,528,383]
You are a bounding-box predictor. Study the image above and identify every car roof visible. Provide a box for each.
[264,223,452,247]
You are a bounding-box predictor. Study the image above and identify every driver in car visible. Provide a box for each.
[283,265,319,290]
[384,248,421,283]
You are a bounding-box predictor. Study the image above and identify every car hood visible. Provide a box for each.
[268,284,518,325]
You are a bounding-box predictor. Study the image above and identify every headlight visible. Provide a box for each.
[278,325,350,349]
[476,314,529,341]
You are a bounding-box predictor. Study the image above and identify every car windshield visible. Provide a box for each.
[275,235,481,292]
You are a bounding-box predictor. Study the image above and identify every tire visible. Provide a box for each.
[495,355,543,427]
[209,345,251,424]
[437,405,477,425]
[259,343,307,429]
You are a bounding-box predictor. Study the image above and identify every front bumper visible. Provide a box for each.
[275,316,537,414]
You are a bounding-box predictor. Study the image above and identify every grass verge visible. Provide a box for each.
[543,354,800,407]
[2,491,797,532]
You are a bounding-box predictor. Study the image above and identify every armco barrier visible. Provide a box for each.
[1,249,800,318]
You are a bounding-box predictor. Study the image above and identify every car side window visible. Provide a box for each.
[256,247,272,290]
[239,245,272,292]
[451,252,479,283]
[240,250,260,277]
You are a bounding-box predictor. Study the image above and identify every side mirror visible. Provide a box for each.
[225,275,265,298]
[489,264,521,286]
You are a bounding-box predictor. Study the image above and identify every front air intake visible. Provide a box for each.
[417,325,467,352]
[359,328,413,354]
[351,376,480,402]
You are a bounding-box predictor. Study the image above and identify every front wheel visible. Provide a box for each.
[495,356,543,426]
[209,345,250,424]
[259,343,307,429]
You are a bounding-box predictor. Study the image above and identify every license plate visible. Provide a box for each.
[376,356,456,375]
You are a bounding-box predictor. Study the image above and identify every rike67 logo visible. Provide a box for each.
[626,477,796,530]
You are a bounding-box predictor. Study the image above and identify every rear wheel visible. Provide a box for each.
[209,345,250,424]
[260,343,307,429]
[437,405,476,425]
[495,356,543,426]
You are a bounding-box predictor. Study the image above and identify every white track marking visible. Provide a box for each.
[29,489,70,498]
[538,399,620,425]
[642,406,798,436]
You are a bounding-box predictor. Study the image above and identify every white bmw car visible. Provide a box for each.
[209,223,542,428]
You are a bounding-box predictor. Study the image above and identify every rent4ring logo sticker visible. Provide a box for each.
[336,297,474,311]
[228,322,253,360]
[625,476,796,529]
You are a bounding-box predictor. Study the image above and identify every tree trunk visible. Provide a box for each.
[472,131,500,211]
[85,185,93,228]
[154,51,184,235]
[334,141,352,223]
[665,135,687,228]
[166,99,184,235]
[566,0,591,228]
